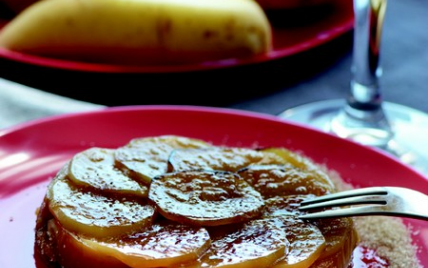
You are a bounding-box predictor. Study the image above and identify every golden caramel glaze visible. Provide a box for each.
[78,220,211,268]
[267,216,325,268]
[168,147,285,172]
[35,136,358,268]
[261,195,359,268]
[148,170,264,226]
[309,225,359,268]
[262,195,317,216]
[238,165,334,198]
[47,172,156,238]
[260,197,326,268]
[35,201,129,268]
[69,148,148,198]
[313,217,358,260]
[114,136,210,184]
[47,219,129,268]
[186,218,289,268]
[262,148,335,192]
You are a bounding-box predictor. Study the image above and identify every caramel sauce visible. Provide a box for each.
[238,164,334,197]
[168,147,284,172]
[114,136,210,184]
[149,170,264,226]
[194,218,289,267]
[351,245,390,268]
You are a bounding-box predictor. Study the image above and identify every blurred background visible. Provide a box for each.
[0,0,426,121]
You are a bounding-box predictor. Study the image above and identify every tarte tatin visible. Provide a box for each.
[34,135,358,268]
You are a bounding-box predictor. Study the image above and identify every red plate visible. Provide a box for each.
[0,0,353,73]
[0,105,427,267]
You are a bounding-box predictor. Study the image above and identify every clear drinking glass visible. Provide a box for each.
[278,0,428,174]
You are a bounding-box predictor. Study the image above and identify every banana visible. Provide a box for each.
[0,0,272,64]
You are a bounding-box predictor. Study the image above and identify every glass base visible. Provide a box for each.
[278,99,428,176]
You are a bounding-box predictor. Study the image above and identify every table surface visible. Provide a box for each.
[0,0,427,135]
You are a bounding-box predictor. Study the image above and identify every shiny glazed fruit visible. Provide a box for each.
[35,135,358,268]
[148,170,264,226]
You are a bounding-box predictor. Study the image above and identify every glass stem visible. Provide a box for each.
[330,0,393,148]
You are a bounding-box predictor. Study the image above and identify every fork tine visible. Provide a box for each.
[298,205,390,220]
[299,195,387,210]
[300,187,388,206]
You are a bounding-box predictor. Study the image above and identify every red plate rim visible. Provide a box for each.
[1,104,427,189]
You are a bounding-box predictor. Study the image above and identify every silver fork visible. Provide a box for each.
[298,186,428,221]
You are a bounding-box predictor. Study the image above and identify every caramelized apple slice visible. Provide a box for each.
[308,217,359,268]
[262,148,335,192]
[261,195,316,217]
[168,147,284,172]
[238,164,334,197]
[80,220,211,268]
[46,220,129,268]
[68,148,148,197]
[114,135,210,184]
[313,217,358,260]
[47,169,156,238]
[261,199,326,268]
[148,170,264,226]
[268,216,325,268]
[190,218,289,268]
[261,194,357,267]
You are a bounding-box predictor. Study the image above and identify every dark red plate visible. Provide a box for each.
[0,0,353,73]
[0,105,427,267]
